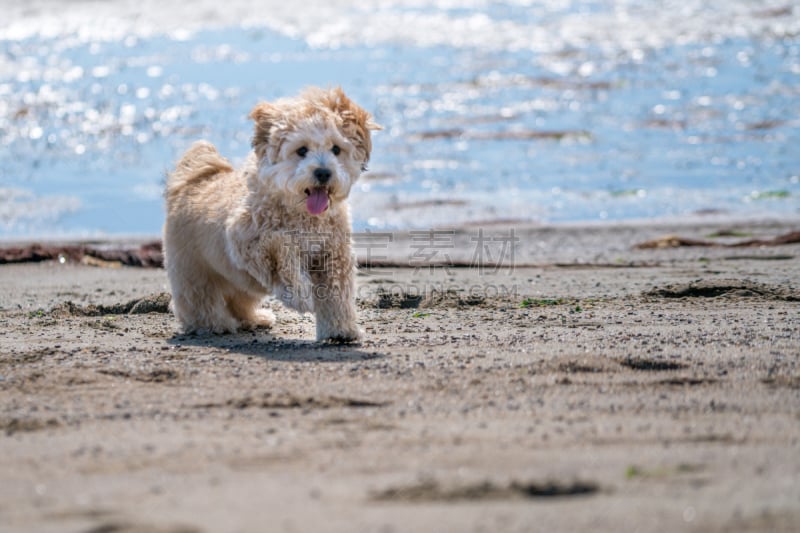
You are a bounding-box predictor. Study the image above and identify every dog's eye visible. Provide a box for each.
[296,146,308,158]
[332,145,341,156]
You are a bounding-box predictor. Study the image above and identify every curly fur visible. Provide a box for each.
[163,87,380,342]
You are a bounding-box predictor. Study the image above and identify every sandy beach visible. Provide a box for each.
[3,1,799,530]
[1,218,799,532]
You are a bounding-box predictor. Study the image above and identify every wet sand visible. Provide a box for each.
[1,219,799,532]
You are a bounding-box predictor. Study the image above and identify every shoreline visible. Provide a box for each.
[2,211,798,246]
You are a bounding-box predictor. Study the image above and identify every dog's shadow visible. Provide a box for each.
[167,329,384,363]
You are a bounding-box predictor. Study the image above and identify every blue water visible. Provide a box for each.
[1,2,799,237]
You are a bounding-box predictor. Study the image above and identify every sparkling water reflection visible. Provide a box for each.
[1,1,798,236]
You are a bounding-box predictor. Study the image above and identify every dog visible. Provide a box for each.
[163,87,380,342]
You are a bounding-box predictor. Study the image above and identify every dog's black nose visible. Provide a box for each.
[314,167,332,184]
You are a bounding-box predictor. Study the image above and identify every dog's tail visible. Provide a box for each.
[166,141,234,200]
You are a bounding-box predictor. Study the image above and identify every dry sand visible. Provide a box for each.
[1,219,799,532]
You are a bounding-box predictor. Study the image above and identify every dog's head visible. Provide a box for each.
[249,87,381,215]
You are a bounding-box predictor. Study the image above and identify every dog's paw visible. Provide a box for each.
[318,325,363,344]
[239,308,276,330]
[323,334,362,345]
[253,308,276,327]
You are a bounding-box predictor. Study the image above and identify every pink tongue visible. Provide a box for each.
[306,188,329,215]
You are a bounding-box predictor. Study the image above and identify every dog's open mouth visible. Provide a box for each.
[304,186,330,215]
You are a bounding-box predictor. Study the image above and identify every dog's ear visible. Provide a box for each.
[325,87,382,170]
[249,102,281,161]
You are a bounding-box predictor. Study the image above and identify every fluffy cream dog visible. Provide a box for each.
[163,87,380,342]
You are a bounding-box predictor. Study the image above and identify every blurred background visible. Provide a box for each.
[1,0,798,238]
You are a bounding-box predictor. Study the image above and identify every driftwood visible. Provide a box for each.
[2,231,797,268]
[634,231,800,250]
[0,241,163,268]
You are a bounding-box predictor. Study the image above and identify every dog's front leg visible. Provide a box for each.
[310,251,361,343]
[228,225,314,313]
